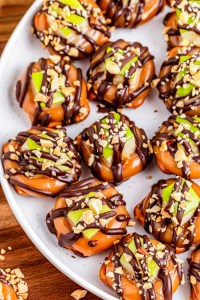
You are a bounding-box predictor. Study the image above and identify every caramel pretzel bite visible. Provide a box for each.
[76,111,150,184]
[163,0,200,49]
[46,177,130,257]
[0,270,18,300]
[2,127,81,198]
[189,245,200,300]
[134,176,200,253]
[99,233,184,300]
[16,56,90,127]
[96,0,165,28]
[33,0,110,60]
[152,115,200,179]
[157,45,200,116]
[87,39,155,109]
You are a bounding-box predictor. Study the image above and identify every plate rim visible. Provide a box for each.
[0,1,117,299]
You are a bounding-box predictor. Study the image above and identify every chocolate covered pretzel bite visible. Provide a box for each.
[46,177,129,257]
[163,0,200,49]
[189,244,200,300]
[157,45,200,116]
[33,0,110,59]
[87,39,155,108]
[134,176,200,253]
[100,233,184,300]
[152,115,200,179]
[76,111,150,184]
[16,56,90,127]
[2,127,81,197]
[96,0,165,28]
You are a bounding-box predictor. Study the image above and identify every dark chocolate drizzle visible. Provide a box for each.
[88,39,154,107]
[108,233,183,300]
[33,0,110,58]
[141,176,200,250]
[152,115,200,178]
[79,111,149,184]
[2,127,81,197]
[16,57,85,126]
[46,178,129,249]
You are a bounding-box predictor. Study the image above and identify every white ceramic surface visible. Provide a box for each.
[0,1,196,299]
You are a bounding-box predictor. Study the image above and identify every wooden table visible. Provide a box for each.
[0,2,101,299]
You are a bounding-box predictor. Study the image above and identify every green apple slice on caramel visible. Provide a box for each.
[162,179,200,225]
[120,238,160,278]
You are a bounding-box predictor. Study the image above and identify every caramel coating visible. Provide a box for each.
[2,127,81,198]
[76,111,150,184]
[46,178,129,257]
[87,39,155,108]
[100,233,183,300]
[16,57,89,127]
[33,0,110,59]
[134,177,200,253]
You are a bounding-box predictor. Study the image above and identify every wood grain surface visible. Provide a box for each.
[0,1,101,299]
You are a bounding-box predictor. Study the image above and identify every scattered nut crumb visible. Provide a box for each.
[71,289,87,300]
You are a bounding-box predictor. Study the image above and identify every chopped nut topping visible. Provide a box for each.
[34,93,48,103]
[40,139,53,148]
[106,60,120,75]
[68,47,79,57]
[82,210,95,225]
[190,275,197,285]
[61,86,75,97]
[88,198,102,215]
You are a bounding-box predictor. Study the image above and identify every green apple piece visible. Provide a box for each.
[162,181,174,203]
[58,0,84,9]
[181,187,200,224]
[67,208,89,225]
[59,26,73,37]
[100,204,111,214]
[176,117,200,136]
[32,71,43,94]
[126,127,134,140]
[176,83,194,97]
[53,91,65,105]
[82,228,99,239]
[147,257,159,278]
[103,147,113,160]
[84,192,96,199]
[57,165,70,172]
[177,132,199,154]
[120,56,138,78]
[66,14,85,25]
[27,138,43,151]
[128,239,137,254]
[179,55,191,64]
[120,254,134,275]
[39,133,55,141]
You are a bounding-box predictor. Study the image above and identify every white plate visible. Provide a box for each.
[0,1,196,299]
